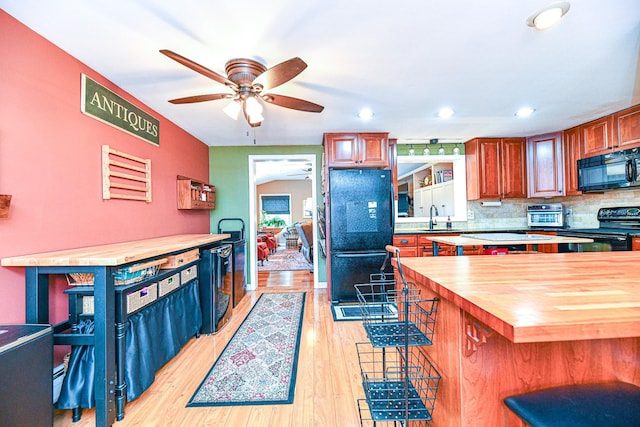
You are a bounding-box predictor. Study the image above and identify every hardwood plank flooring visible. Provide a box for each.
[53,271,368,427]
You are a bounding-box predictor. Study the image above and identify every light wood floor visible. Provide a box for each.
[54,271,369,427]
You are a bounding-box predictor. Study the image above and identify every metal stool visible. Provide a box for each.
[504,382,640,427]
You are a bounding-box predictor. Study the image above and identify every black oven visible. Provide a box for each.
[556,230,631,252]
[556,206,639,253]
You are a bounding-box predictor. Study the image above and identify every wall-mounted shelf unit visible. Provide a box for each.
[177,175,216,210]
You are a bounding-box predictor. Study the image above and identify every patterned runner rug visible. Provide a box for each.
[257,247,313,271]
[188,292,306,406]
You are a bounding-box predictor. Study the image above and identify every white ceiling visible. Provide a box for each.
[2,1,639,149]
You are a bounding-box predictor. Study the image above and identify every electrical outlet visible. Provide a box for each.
[467,209,474,220]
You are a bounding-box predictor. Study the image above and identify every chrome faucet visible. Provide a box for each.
[429,204,439,230]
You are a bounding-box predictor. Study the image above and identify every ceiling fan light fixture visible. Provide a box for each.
[527,1,570,30]
[248,113,264,125]
[245,95,263,117]
[223,99,241,120]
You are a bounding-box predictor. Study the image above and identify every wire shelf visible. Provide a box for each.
[356,342,440,423]
[355,278,438,348]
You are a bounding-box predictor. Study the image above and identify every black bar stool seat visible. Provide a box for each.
[504,381,640,427]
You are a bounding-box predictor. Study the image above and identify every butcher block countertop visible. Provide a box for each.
[1,234,229,267]
[397,251,640,343]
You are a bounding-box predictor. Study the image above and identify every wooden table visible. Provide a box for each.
[394,252,640,426]
[1,234,229,427]
[428,233,594,255]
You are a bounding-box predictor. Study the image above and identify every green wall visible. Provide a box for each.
[209,145,326,284]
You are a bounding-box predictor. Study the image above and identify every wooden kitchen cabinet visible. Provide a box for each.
[614,104,640,151]
[465,137,527,200]
[580,115,616,157]
[563,126,582,196]
[324,132,389,168]
[526,231,558,253]
[526,132,564,197]
[393,234,419,257]
[633,237,640,251]
[176,175,216,210]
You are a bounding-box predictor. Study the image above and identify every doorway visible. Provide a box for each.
[248,155,319,290]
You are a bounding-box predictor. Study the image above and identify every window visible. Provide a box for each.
[261,194,291,224]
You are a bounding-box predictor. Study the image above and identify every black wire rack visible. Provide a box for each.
[354,247,441,426]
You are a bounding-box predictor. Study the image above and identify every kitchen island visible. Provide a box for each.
[1,234,229,427]
[394,251,640,426]
[428,232,593,255]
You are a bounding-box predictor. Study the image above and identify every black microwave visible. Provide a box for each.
[578,148,640,192]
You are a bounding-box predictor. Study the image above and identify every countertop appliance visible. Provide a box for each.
[578,148,640,192]
[0,324,53,426]
[329,169,394,303]
[217,218,246,308]
[199,244,233,334]
[556,206,640,252]
[527,203,564,228]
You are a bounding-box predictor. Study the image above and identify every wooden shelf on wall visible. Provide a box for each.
[177,175,216,210]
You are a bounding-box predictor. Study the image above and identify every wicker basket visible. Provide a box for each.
[66,257,167,287]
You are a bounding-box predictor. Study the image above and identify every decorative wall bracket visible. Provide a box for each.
[463,313,494,357]
[102,145,152,202]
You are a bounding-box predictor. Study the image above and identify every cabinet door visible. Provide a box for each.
[432,181,454,217]
[615,104,640,150]
[527,132,564,197]
[325,134,359,167]
[477,139,502,199]
[633,237,640,251]
[580,115,615,157]
[501,138,527,198]
[563,127,582,196]
[359,133,389,167]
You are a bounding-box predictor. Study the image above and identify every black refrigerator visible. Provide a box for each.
[329,169,394,303]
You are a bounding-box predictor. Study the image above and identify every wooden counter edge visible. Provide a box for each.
[1,233,230,267]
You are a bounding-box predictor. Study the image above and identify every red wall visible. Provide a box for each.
[0,11,211,324]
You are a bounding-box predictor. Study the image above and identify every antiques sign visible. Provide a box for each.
[81,74,160,146]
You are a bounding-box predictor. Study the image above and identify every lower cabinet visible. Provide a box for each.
[394,234,482,257]
[633,238,640,251]
[526,231,558,253]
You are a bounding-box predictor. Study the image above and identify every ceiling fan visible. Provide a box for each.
[160,50,324,127]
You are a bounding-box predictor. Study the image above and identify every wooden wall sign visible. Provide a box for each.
[81,74,160,146]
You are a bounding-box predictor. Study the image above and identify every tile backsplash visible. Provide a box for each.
[396,188,640,231]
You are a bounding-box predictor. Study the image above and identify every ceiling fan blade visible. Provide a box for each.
[160,49,238,89]
[263,94,324,113]
[254,57,307,91]
[168,94,231,104]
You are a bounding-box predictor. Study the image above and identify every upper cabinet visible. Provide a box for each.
[465,137,527,200]
[324,132,389,168]
[580,115,616,157]
[614,104,640,150]
[563,126,582,196]
[526,132,564,197]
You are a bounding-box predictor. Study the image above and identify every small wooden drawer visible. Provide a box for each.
[180,265,197,284]
[393,235,418,247]
[160,249,200,269]
[158,273,180,297]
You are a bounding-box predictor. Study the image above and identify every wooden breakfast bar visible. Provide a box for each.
[394,251,640,426]
[428,233,594,256]
[1,234,229,427]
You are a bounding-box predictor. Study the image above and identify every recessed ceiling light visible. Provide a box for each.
[437,107,455,119]
[516,107,536,118]
[526,1,570,30]
[357,108,373,120]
